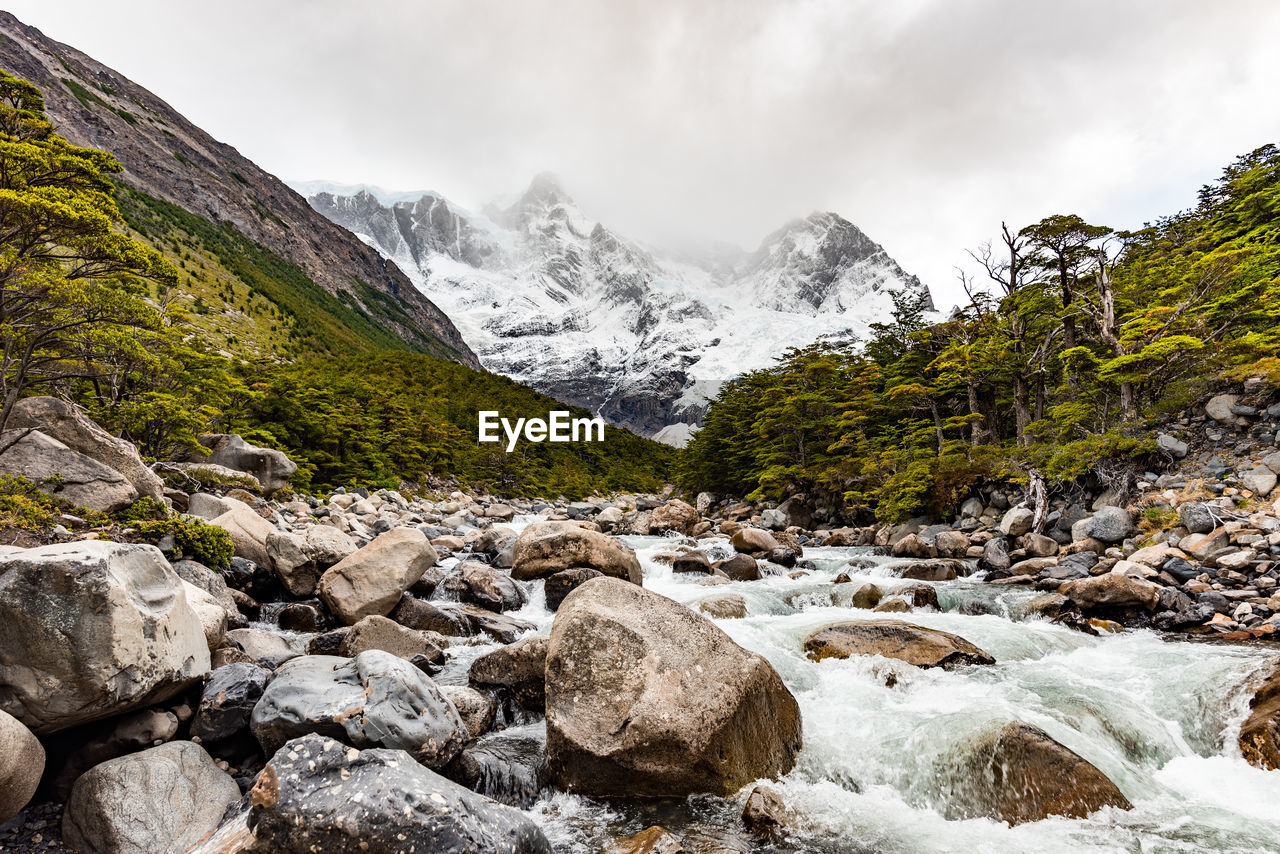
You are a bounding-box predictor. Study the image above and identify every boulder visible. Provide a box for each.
[225,627,302,666]
[0,429,137,512]
[1179,502,1216,534]
[672,550,713,574]
[545,568,604,612]
[850,583,883,609]
[898,559,961,581]
[469,636,548,711]
[650,499,700,534]
[1058,573,1161,611]
[460,562,527,612]
[981,537,1011,570]
[959,497,985,518]
[545,577,801,797]
[305,524,358,566]
[265,530,317,596]
[339,614,444,662]
[1022,533,1058,558]
[1156,433,1188,458]
[172,559,241,623]
[195,433,297,494]
[1205,393,1238,423]
[186,492,232,520]
[1180,529,1230,561]
[999,507,1034,537]
[9,396,164,501]
[391,594,472,636]
[776,496,812,529]
[953,721,1132,825]
[891,533,935,559]
[718,553,761,581]
[1239,663,1280,770]
[62,741,240,854]
[511,521,642,584]
[804,621,995,669]
[1242,465,1277,498]
[0,541,209,733]
[742,784,790,838]
[730,527,781,554]
[250,651,467,769]
[934,530,970,558]
[318,527,438,624]
[698,592,748,619]
[181,580,229,651]
[192,662,271,745]
[246,734,553,853]
[1085,507,1134,544]
[210,499,275,567]
[0,709,43,824]
[761,508,786,530]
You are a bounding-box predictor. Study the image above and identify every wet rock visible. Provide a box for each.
[0,710,43,824]
[1239,663,1280,770]
[443,729,548,808]
[459,562,527,612]
[1086,507,1134,544]
[10,396,165,501]
[898,559,961,581]
[954,721,1132,825]
[470,636,549,712]
[768,546,799,567]
[718,553,761,581]
[850,583,883,609]
[247,734,553,853]
[439,685,496,740]
[730,527,781,554]
[318,527,438,624]
[391,594,472,636]
[1058,573,1161,611]
[250,651,467,769]
[805,620,995,669]
[673,550,714,574]
[0,541,209,733]
[339,614,444,662]
[698,592,748,619]
[0,429,138,512]
[934,530,970,558]
[897,583,940,610]
[192,662,271,745]
[891,533,935,558]
[511,521,642,584]
[981,537,1011,570]
[276,602,325,632]
[610,826,686,854]
[546,577,802,797]
[458,606,537,643]
[742,784,790,838]
[63,741,240,854]
[541,568,602,612]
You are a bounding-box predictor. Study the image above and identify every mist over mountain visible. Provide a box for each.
[305,174,933,444]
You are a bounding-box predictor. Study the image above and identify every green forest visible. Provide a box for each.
[0,69,672,499]
[680,145,1280,521]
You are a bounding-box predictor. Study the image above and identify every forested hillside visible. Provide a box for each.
[680,145,1280,521]
[0,68,672,498]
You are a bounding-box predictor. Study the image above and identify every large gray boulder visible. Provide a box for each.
[318,527,438,624]
[194,433,297,494]
[209,498,275,567]
[250,651,467,769]
[0,542,209,733]
[1205,393,1238,423]
[267,526,358,597]
[192,662,272,745]
[511,521,642,584]
[62,741,240,854]
[0,709,43,824]
[9,396,165,501]
[0,429,137,512]
[1085,506,1134,544]
[246,734,553,853]
[545,577,801,797]
[999,507,1034,537]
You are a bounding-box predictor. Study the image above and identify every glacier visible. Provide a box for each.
[301,174,933,445]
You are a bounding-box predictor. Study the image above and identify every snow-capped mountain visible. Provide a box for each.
[304,175,933,444]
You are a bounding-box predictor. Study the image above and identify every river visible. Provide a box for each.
[429,521,1280,853]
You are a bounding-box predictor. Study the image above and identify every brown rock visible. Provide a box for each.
[730,527,780,554]
[339,614,443,662]
[469,636,548,711]
[1058,573,1161,611]
[891,533,935,559]
[649,499,700,535]
[672,550,713,574]
[546,578,801,797]
[1239,663,1280,770]
[717,553,761,581]
[545,568,604,611]
[742,784,790,837]
[317,528,438,624]
[511,522,642,584]
[956,722,1132,825]
[698,592,748,619]
[610,826,685,854]
[934,530,970,558]
[0,709,43,823]
[805,620,995,669]
[898,560,962,581]
[850,583,883,609]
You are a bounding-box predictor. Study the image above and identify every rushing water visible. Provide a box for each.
[429,521,1280,853]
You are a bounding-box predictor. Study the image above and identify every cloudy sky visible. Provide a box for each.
[7,0,1280,306]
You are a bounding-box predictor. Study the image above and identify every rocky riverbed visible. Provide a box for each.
[0,394,1279,852]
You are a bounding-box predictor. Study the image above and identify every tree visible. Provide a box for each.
[0,70,175,428]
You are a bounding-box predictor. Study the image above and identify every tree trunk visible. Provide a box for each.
[1028,468,1049,534]
[1012,375,1032,446]
[929,399,944,454]
[967,381,983,447]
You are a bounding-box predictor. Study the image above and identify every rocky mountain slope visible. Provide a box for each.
[306,175,932,442]
[0,12,477,365]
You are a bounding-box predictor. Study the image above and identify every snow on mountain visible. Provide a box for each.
[304,175,933,445]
